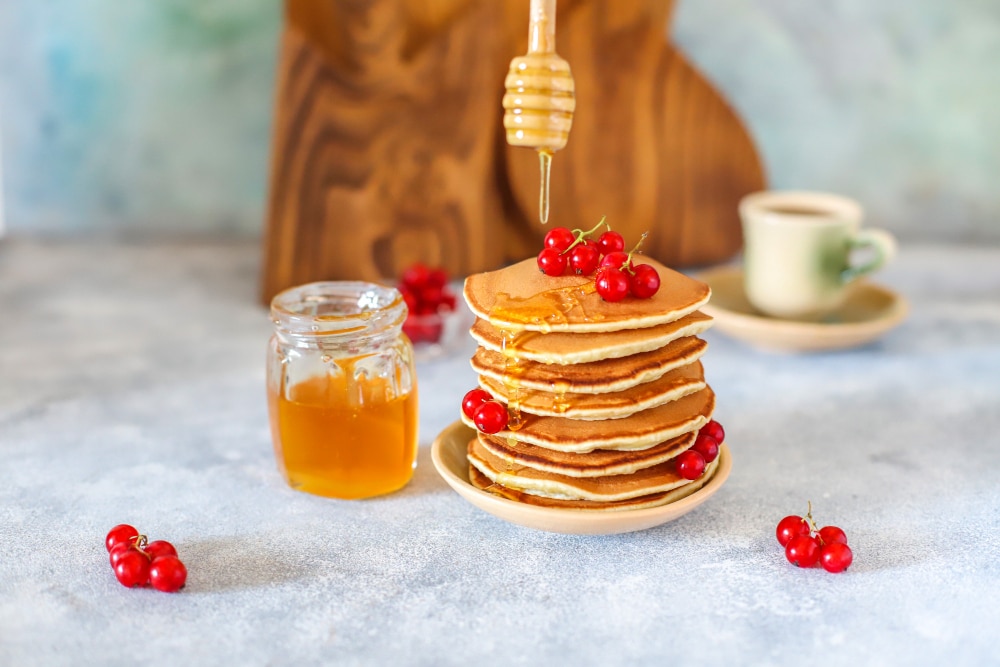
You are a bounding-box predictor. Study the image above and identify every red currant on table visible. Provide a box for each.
[776,515,811,547]
[426,268,448,288]
[820,542,853,573]
[106,524,139,553]
[629,264,661,299]
[537,247,568,277]
[569,243,601,276]
[473,401,509,434]
[785,534,821,567]
[114,549,151,588]
[675,449,706,480]
[145,540,178,560]
[691,432,719,463]
[597,230,625,255]
[702,419,725,443]
[109,542,138,568]
[818,525,848,547]
[462,388,492,420]
[543,227,575,252]
[401,263,431,289]
[595,267,630,302]
[149,555,188,592]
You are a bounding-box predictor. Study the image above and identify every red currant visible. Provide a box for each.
[537,247,568,277]
[675,450,706,480]
[702,419,725,443]
[543,227,575,252]
[785,535,821,567]
[818,526,848,547]
[594,267,630,302]
[473,401,509,434]
[776,515,810,547]
[114,549,151,588]
[109,542,138,568]
[426,268,448,288]
[569,243,601,276]
[145,540,178,561]
[629,264,660,299]
[462,388,492,419]
[691,433,719,463]
[440,292,457,312]
[597,230,625,255]
[149,555,188,592]
[819,542,853,573]
[106,524,138,553]
[401,263,430,289]
[599,251,633,271]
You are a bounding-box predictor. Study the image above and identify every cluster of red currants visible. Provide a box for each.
[674,419,725,480]
[461,388,508,434]
[106,524,187,592]
[398,264,457,344]
[535,219,661,302]
[776,504,854,573]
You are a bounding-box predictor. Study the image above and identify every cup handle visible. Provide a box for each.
[841,228,897,284]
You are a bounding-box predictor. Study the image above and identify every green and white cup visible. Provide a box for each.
[739,191,897,321]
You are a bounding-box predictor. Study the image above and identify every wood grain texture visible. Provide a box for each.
[261,0,765,303]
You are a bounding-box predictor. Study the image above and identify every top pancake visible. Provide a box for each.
[464,257,711,333]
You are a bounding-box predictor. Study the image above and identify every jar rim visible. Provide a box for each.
[270,281,406,337]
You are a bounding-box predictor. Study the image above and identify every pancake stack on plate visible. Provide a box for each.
[460,256,724,511]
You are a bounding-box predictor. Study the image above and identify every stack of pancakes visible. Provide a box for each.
[461,257,720,511]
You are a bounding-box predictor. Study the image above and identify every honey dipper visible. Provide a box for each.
[502,0,576,225]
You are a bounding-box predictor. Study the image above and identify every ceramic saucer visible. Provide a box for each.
[696,266,908,353]
[431,421,731,535]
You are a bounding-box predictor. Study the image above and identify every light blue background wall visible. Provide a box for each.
[1,0,998,240]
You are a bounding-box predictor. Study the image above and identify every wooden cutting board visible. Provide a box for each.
[261,0,765,303]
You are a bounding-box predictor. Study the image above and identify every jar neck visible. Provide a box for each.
[270,281,407,350]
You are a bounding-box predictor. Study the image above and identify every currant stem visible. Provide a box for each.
[562,217,610,254]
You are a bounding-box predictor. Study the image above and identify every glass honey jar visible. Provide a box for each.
[267,282,419,499]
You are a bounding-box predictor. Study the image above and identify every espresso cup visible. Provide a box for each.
[739,191,897,321]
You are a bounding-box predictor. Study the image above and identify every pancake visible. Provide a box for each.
[468,437,714,502]
[461,386,715,452]
[471,336,707,393]
[464,257,711,333]
[469,312,713,365]
[479,361,705,420]
[477,431,696,477]
[468,464,717,511]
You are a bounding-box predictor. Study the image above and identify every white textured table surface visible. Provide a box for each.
[2,239,999,666]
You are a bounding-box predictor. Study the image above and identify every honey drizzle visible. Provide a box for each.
[538,149,552,225]
[491,281,602,331]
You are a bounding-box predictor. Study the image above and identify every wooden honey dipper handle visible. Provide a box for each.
[528,0,557,54]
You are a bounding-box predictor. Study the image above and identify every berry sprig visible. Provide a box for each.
[536,219,661,302]
[397,264,457,344]
[462,388,509,434]
[105,524,187,592]
[675,419,725,480]
[776,503,854,573]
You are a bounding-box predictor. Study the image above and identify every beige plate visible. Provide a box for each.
[697,266,908,353]
[431,421,731,535]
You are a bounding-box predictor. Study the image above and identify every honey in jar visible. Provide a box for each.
[267,282,418,499]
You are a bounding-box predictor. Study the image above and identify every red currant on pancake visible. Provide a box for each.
[114,549,151,588]
[473,401,509,434]
[785,534,821,567]
[537,247,568,277]
[818,525,848,547]
[597,230,625,255]
[595,267,630,302]
[819,542,853,573]
[629,264,661,299]
[599,251,633,271]
[692,433,719,463]
[702,419,725,443]
[776,515,811,547]
[145,540,178,561]
[543,227,575,253]
[105,524,139,553]
[149,555,188,592]
[569,243,600,276]
[462,388,492,419]
[675,449,706,480]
